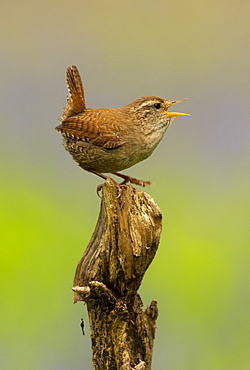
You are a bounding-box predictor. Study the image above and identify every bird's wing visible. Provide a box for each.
[55,109,126,149]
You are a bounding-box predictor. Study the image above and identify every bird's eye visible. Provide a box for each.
[154,103,161,109]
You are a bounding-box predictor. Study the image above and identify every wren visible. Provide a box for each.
[55,65,190,188]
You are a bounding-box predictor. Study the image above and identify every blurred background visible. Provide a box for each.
[1,0,250,369]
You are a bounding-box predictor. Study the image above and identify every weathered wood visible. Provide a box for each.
[72,178,162,370]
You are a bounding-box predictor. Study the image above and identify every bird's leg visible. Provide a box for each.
[86,169,109,194]
[87,169,122,196]
[82,167,151,195]
[88,169,109,182]
[113,172,151,187]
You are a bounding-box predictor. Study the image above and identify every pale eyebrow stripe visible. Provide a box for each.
[134,100,161,111]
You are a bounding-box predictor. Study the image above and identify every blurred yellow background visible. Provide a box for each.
[1,1,250,369]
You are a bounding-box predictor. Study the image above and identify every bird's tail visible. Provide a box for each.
[61,65,86,121]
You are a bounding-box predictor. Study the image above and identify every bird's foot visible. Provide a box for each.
[113,173,151,187]
[96,180,124,198]
[87,169,150,197]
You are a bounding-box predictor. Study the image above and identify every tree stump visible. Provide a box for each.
[72,178,162,370]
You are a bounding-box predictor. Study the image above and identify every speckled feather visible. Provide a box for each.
[64,65,86,118]
[56,108,126,149]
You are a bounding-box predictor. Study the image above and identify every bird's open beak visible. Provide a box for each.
[164,99,191,117]
[167,111,191,117]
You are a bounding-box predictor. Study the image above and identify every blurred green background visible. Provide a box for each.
[1,1,250,369]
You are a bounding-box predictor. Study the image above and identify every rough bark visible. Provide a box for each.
[72,178,162,370]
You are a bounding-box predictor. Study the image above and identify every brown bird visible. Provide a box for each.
[55,65,190,188]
